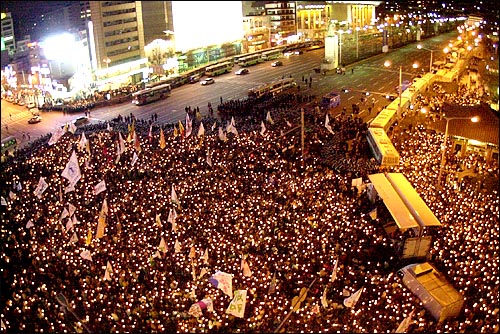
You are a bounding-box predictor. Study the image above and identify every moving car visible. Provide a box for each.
[28,115,42,124]
[271,61,283,67]
[200,78,215,85]
[235,68,249,75]
[189,74,201,83]
[73,116,90,127]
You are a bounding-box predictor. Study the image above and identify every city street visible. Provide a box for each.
[1,32,458,149]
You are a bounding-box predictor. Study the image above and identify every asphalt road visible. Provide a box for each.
[1,31,458,150]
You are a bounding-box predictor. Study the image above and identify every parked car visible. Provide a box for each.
[26,102,36,109]
[271,61,283,67]
[30,108,41,116]
[28,115,42,124]
[73,116,90,127]
[189,74,202,83]
[235,68,249,75]
[200,78,215,85]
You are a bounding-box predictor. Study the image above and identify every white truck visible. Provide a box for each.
[399,262,464,323]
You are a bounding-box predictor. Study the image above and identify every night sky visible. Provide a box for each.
[1,1,72,40]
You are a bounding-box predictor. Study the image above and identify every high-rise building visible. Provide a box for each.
[89,1,146,70]
[1,12,16,56]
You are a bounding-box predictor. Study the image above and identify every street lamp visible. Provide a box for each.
[437,116,480,186]
[103,57,111,69]
[355,27,361,59]
[384,60,417,121]
[417,44,436,72]
[338,29,344,67]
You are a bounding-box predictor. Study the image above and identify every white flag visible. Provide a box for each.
[117,132,126,155]
[189,246,196,259]
[227,123,239,137]
[231,116,236,127]
[197,122,205,137]
[203,248,209,264]
[155,213,162,227]
[104,261,113,281]
[70,232,78,243]
[211,122,217,132]
[67,203,76,217]
[1,197,7,206]
[241,257,252,277]
[199,267,208,279]
[59,208,69,221]
[260,121,266,135]
[209,271,233,299]
[159,237,167,253]
[80,250,93,261]
[68,122,77,134]
[107,122,113,132]
[65,219,74,232]
[168,208,177,232]
[266,111,274,124]
[93,180,106,196]
[34,176,49,199]
[325,114,334,134]
[174,239,181,253]
[26,220,34,229]
[206,149,212,167]
[330,258,338,283]
[226,290,247,318]
[131,152,139,166]
[61,151,82,185]
[185,114,192,138]
[343,287,363,308]
[48,126,66,146]
[395,310,415,333]
[218,127,227,142]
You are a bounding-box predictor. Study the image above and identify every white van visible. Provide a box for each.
[399,262,464,323]
[30,108,40,116]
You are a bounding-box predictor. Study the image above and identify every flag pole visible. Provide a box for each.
[274,277,317,333]
[56,293,93,333]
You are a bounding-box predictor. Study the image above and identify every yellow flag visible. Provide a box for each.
[96,216,106,238]
[173,125,179,138]
[178,120,185,137]
[159,128,166,149]
[86,229,92,245]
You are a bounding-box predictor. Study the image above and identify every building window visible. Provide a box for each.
[102,8,136,17]
[101,1,135,8]
[107,45,140,57]
[105,36,139,47]
[103,17,136,27]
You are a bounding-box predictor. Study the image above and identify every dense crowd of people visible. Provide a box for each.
[1,77,498,334]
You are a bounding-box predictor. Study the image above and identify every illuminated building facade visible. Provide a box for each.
[1,12,16,57]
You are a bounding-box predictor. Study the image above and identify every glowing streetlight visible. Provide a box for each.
[437,116,480,186]
[417,44,437,73]
[355,27,361,59]
[103,57,111,69]
[384,60,418,120]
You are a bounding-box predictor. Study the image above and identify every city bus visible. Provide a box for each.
[261,48,284,61]
[1,136,17,161]
[238,53,264,67]
[367,127,400,167]
[369,108,398,132]
[248,77,297,99]
[205,61,233,77]
[132,84,171,106]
